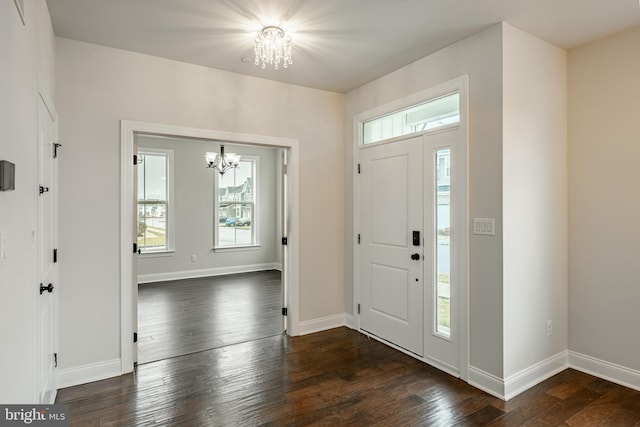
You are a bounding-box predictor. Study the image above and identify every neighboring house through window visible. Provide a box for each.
[215,157,257,249]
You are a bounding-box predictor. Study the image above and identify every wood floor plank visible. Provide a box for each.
[137,270,282,364]
[56,328,640,426]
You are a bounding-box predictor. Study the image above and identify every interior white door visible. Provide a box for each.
[280,149,288,332]
[133,142,139,363]
[359,136,424,356]
[36,95,58,403]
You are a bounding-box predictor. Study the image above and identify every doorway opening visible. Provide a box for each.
[133,136,286,364]
[120,121,300,373]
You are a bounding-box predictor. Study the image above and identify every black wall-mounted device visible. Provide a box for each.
[0,160,15,191]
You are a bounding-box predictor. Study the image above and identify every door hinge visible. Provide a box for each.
[357,234,361,244]
[133,332,138,343]
[282,307,288,316]
[53,248,58,263]
[133,243,138,254]
[53,143,62,159]
[282,164,287,175]
[357,304,361,314]
[133,154,138,165]
[281,237,288,246]
[357,163,361,174]
[54,352,58,368]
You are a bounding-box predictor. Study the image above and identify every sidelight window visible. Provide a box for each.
[435,148,451,338]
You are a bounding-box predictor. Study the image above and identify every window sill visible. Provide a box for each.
[213,244,261,253]
[138,250,175,258]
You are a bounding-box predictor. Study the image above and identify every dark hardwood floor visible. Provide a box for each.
[137,270,283,364]
[56,327,640,426]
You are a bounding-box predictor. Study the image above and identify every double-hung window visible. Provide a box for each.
[137,148,174,253]
[215,157,258,249]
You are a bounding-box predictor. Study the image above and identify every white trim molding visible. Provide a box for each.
[468,365,506,399]
[504,351,569,400]
[298,313,353,336]
[57,359,121,389]
[569,351,640,392]
[468,351,569,400]
[138,263,281,284]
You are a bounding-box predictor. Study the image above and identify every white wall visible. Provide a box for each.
[346,24,505,378]
[0,0,55,403]
[568,26,640,372]
[502,24,568,380]
[56,38,345,371]
[136,136,279,280]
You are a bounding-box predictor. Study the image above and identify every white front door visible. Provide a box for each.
[36,95,58,403]
[359,136,424,356]
[358,129,464,374]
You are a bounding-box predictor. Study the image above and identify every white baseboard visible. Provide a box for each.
[569,351,640,392]
[504,351,569,400]
[468,351,569,400]
[57,359,121,389]
[138,263,280,284]
[468,365,506,399]
[298,313,352,335]
[344,314,355,329]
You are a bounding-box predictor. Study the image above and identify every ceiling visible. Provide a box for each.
[46,0,640,93]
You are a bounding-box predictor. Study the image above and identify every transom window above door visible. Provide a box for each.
[362,92,460,145]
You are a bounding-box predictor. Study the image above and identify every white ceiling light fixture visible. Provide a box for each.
[254,25,292,70]
[205,145,241,175]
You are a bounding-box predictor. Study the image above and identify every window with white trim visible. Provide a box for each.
[362,92,460,145]
[215,157,257,249]
[137,148,174,253]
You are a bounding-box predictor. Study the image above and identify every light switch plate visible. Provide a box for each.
[473,218,495,236]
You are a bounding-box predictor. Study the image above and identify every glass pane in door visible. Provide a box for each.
[435,148,451,337]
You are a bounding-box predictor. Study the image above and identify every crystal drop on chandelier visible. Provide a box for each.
[254,26,292,70]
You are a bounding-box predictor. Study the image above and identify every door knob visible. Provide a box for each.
[411,253,420,261]
[39,283,54,294]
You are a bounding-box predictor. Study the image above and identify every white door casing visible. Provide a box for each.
[36,94,59,404]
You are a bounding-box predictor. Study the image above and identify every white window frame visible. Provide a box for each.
[214,155,260,251]
[361,92,460,145]
[137,147,175,255]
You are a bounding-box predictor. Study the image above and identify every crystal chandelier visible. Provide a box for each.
[205,145,241,175]
[254,26,292,70]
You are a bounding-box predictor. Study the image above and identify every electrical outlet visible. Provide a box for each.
[546,320,553,337]
[191,254,197,262]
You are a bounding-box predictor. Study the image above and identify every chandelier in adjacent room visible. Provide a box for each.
[254,25,292,70]
[205,145,240,175]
